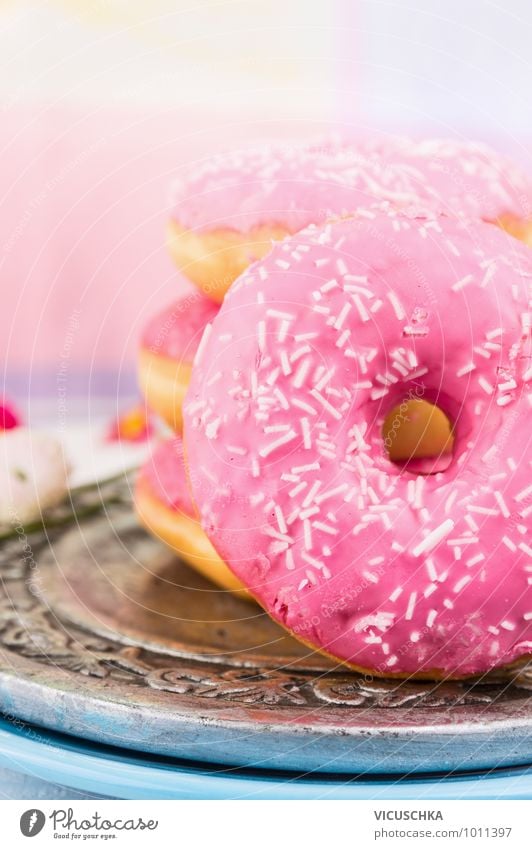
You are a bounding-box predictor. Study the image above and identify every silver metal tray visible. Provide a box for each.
[1,474,532,775]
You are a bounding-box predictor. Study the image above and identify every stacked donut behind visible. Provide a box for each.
[137,138,532,675]
[168,137,532,303]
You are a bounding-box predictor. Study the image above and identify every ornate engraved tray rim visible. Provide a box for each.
[1,475,532,776]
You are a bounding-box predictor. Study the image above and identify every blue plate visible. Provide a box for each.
[1,716,532,799]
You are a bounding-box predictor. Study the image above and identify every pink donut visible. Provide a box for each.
[168,137,532,302]
[139,290,218,431]
[184,211,532,678]
[135,437,248,596]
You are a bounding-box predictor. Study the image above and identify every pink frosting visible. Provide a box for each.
[170,137,532,235]
[141,291,219,362]
[358,136,532,224]
[184,211,532,677]
[137,437,194,515]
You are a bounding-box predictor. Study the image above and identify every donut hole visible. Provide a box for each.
[382,399,455,474]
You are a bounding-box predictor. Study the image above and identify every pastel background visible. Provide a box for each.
[1,0,531,416]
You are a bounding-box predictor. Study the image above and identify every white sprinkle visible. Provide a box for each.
[466,553,485,568]
[314,367,336,392]
[425,558,438,582]
[285,549,295,570]
[226,444,247,456]
[456,363,476,377]
[352,294,370,323]
[486,327,503,340]
[205,416,221,439]
[194,322,212,365]
[299,505,320,521]
[267,308,295,321]
[336,258,348,275]
[498,378,517,392]
[467,505,498,516]
[275,258,290,270]
[412,519,455,557]
[294,332,318,342]
[464,514,479,533]
[481,264,497,288]
[315,483,349,504]
[310,389,342,420]
[335,329,351,349]
[280,350,292,376]
[405,592,417,621]
[292,397,317,416]
[494,491,510,518]
[407,366,429,381]
[444,490,458,514]
[292,358,312,389]
[266,367,281,386]
[278,320,291,343]
[362,570,379,584]
[389,586,403,602]
[303,519,313,551]
[301,480,322,508]
[387,291,406,320]
[288,481,307,498]
[292,462,320,474]
[516,484,532,502]
[478,376,494,395]
[446,238,460,257]
[207,371,222,386]
[257,320,266,353]
[270,388,288,411]
[502,536,517,552]
[274,505,288,535]
[500,620,515,632]
[452,274,473,291]
[313,520,338,535]
[290,345,311,363]
[453,575,472,593]
[334,302,352,330]
[302,553,325,571]
[259,429,297,458]
[426,609,438,628]
[368,555,385,566]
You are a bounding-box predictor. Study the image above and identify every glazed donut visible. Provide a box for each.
[135,438,249,597]
[168,138,532,303]
[139,291,218,432]
[184,210,532,679]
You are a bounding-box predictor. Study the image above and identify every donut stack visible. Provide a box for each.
[136,137,532,678]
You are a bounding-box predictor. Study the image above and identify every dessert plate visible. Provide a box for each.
[1,474,532,775]
[1,716,532,800]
